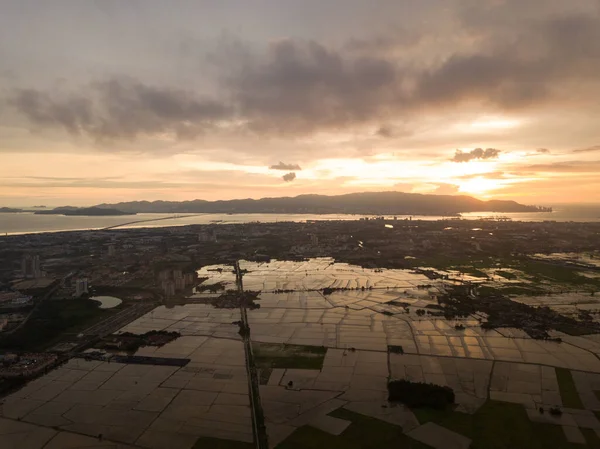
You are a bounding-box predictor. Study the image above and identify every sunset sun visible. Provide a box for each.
[458,178,501,196]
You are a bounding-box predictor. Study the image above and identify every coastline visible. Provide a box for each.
[3,207,599,237]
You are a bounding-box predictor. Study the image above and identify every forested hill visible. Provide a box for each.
[95,192,550,215]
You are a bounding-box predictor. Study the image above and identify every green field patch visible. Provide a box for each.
[388,379,455,410]
[495,270,518,280]
[388,345,404,354]
[478,284,547,297]
[581,428,600,447]
[415,400,594,448]
[556,368,584,409]
[253,343,327,370]
[258,367,273,385]
[514,259,600,288]
[275,407,432,448]
[193,436,254,449]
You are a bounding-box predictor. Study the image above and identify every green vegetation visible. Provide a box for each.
[581,428,600,447]
[479,285,547,297]
[388,345,404,354]
[276,407,431,449]
[0,299,116,351]
[461,268,488,278]
[259,367,273,385]
[253,343,327,370]
[97,330,180,353]
[517,260,595,286]
[415,400,597,449]
[411,253,600,292]
[192,436,254,449]
[388,380,455,409]
[556,368,584,409]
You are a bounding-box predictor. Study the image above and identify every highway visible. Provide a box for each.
[101,214,203,230]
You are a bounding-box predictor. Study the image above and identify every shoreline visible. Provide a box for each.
[1,209,593,238]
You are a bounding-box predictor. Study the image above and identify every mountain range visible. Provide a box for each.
[92,192,551,216]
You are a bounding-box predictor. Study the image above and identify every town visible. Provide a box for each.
[1,218,600,448]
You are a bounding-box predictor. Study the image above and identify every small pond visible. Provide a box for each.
[90,296,122,309]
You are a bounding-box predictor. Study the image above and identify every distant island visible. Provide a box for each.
[93,192,552,216]
[0,207,23,213]
[34,207,135,216]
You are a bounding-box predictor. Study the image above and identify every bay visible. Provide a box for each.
[1,204,599,236]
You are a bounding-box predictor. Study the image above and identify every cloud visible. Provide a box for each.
[451,148,501,163]
[376,126,395,138]
[459,171,505,180]
[375,125,411,139]
[6,9,600,142]
[536,148,551,154]
[9,78,232,141]
[270,161,302,170]
[523,161,600,173]
[573,145,600,153]
[282,172,296,182]
[223,38,400,135]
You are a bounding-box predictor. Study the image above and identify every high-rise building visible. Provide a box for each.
[74,278,89,297]
[174,277,186,291]
[21,254,42,279]
[198,231,218,242]
[161,280,176,297]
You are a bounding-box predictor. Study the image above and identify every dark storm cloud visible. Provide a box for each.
[282,172,296,182]
[9,78,232,140]
[6,8,600,141]
[415,13,600,108]
[219,12,600,134]
[10,89,94,135]
[572,145,600,153]
[225,39,399,134]
[451,148,501,163]
[270,161,302,170]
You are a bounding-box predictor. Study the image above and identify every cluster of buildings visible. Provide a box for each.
[0,217,598,312]
[21,254,43,278]
[0,291,33,310]
[0,352,58,378]
[158,269,197,297]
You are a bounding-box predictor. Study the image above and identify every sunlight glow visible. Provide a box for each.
[469,118,521,130]
[459,178,501,195]
[455,117,523,134]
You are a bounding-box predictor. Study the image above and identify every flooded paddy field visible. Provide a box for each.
[3,257,600,448]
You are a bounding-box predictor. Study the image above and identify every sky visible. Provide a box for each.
[1,0,599,207]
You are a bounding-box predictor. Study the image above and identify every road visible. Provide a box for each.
[235,261,269,449]
[101,214,203,230]
[81,302,156,338]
